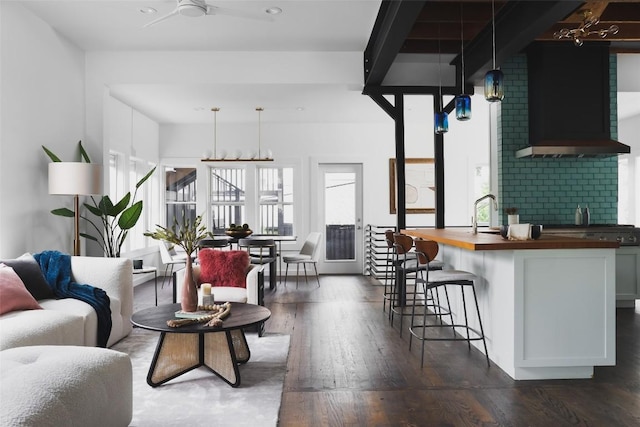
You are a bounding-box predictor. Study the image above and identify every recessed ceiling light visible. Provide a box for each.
[265,7,282,15]
[296,107,305,111]
[139,7,157,14]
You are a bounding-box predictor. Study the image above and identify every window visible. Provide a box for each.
[474,164,491,224]
[165,167,197,230]
[209,165,295,235]
[108,152,158,254]
[109,152,124,203]
[618,158,628,223]
[129,159,158,251]
[258,167,294,235]
[210,167,246,233]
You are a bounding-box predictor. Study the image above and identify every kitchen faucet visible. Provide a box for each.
[473,194,498,234]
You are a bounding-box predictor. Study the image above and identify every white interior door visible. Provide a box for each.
[317,163,363,274]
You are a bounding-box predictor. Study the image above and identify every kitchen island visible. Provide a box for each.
[403,227,618,380]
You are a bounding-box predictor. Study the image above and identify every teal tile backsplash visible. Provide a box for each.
[497,54,618,225]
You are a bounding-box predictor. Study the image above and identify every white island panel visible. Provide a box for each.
[436,246,615,380]
[516,251,615,366]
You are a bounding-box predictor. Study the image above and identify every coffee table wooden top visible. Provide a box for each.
[131,303,271,334]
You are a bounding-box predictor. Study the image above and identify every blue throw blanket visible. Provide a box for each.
[34,251,112,348]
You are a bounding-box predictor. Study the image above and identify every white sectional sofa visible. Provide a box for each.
[0,254,135,426]
[0,255,133,350]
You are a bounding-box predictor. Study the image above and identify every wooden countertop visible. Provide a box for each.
[402,227,620,251]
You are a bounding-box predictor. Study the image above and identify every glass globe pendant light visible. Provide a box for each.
[455,4,471,121]
[484,0,504,102]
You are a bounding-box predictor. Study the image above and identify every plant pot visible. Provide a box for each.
[181,256,198,312]
[508,214,520,225]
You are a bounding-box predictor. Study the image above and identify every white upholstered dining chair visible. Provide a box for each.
[283,232,322,288]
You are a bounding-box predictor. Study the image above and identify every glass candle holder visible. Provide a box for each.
[484,69,504,102]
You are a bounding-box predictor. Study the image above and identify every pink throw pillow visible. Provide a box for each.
[0,263,42,315]
[198,249,249,288]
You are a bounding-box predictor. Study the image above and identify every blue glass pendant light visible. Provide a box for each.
[435,111,449,134]
[455,95,471,121]
[455,4,472,121]
[484,0,504,102]
[484,69,504,102]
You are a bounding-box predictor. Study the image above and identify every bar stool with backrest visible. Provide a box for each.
[390,234,423,336]
[390,234,445,334]
[407,238,452,329]
[408,239,490,368]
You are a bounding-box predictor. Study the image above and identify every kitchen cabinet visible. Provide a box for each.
[403,227,617,381]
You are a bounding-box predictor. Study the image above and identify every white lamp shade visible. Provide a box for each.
[48,162,103,195]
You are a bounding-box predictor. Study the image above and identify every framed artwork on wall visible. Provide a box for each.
[389,158,436,214]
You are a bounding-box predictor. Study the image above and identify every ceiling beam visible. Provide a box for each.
[461,1,583,83]
[363,0,427,86]
[363,85,459,96]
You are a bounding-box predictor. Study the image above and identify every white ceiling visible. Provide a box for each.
[21,0,380,52]
[15,1,640,125]
[19,0,385,124]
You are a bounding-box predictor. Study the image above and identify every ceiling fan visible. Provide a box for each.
[144,0,274,28]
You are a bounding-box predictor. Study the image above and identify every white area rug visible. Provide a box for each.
[112,328,290,427]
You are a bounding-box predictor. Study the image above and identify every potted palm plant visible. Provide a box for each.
[43,142,155,257]
[145,214,211,312]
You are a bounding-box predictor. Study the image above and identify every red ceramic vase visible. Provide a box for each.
[181,256,198,312]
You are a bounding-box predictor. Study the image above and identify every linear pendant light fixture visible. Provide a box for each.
[201,107,273,162]
[455,3,471,121]
[484,0,504,102]
[434,24,448,134]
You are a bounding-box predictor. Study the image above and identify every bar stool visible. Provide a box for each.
[390,234,445,333]
[408,239,490,368]
[407,239,451,328]
[390,234,422,336]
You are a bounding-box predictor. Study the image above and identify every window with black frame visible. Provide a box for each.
[165,167,197,229]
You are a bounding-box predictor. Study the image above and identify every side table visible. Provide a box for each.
[133,266,158,305]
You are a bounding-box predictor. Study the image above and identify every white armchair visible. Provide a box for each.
[174,263,264,306]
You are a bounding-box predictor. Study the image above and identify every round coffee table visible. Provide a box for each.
[131,302,271,388]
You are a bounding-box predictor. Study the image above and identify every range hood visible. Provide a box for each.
[515,140,630,158]
[515,43,630,159]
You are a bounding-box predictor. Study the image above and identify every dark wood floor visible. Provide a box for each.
[263,275,640,427]
[133,274,640,426]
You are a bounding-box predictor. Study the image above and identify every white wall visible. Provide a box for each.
[0,3,88,258]
[618,112,640,225]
